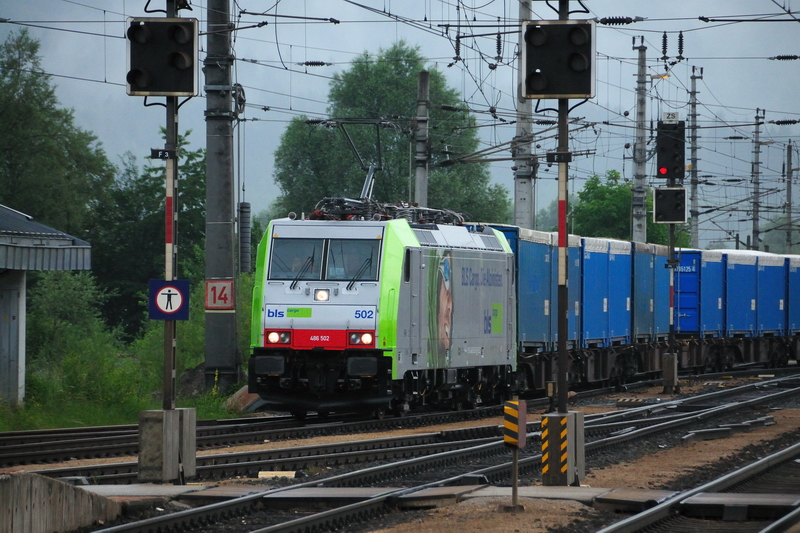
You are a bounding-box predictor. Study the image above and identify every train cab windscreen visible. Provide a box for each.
[269,238,324,280]
[269,238,380,282]
[325,239,379,281]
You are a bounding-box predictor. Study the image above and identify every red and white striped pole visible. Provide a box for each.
[163,96,178,411]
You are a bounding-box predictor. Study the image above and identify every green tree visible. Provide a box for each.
[759,215,795,253]
[272,41,510,222]
[25,271,146,409]
[571,170,688,246]
[535,195,577,232]
[0,29,115,234]
[85,132,206,338]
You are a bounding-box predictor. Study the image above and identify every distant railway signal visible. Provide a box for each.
[521,20,596,99]
[126,17,198,97]
[653,187,687,224]
[656,120,686,184]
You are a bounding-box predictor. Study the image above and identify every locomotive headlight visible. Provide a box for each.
[349,332,374,346]
[314,289,330,302]
[266,331,291,344]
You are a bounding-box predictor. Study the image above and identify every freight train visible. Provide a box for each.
[248,200,800,417]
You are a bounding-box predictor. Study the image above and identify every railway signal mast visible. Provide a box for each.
[654,116,687,395]
[125,0,198,484]
[520,0,594,487]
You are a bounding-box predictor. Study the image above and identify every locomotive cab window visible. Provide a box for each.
[269,237,380,282]
[326,239,380,281]
[269,238,324,280]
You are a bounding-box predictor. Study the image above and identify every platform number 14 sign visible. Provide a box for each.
[206,280,235,310]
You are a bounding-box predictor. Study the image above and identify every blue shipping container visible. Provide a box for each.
[752,252,787,335]
[722,251,757,336]
[566,234,583,346]
[581,237,609,347]
[790,256,800,334]
[632,242,654,342]
[607,240,631,344]
[675,250,724,337]
[515,229,554,349]
[653,245,670,339]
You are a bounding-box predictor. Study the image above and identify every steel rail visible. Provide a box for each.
[596,438,800,532]
[88,383,800,533]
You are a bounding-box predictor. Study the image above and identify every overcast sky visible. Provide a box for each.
[1,1,798,247]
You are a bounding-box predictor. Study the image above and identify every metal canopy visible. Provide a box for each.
[0,205,91,271]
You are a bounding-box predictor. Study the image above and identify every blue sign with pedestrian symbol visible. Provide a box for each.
[149,279,190,320]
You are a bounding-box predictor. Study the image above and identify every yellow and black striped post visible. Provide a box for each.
[541,411,584,486]
[500,400,527,512]
[503,400,527,449]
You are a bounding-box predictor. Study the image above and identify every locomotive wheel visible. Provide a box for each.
[373,407,386,420]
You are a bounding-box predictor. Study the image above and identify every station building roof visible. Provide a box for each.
[0,204,90,271]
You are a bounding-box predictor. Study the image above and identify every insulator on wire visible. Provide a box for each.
[496,31,502,60]
[599,16,633,25]
[771,55,799,60]
[677,31,684,60]
[661,32,669,60]
[454,36,461,61]
[770,119,800,125]
[299,61,330,67]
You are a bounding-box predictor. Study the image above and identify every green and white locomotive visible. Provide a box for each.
[248,204,516,417]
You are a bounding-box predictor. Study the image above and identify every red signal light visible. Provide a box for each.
[659,167,668,175]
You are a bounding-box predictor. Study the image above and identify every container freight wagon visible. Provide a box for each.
[735,250,791,366]
[496,227,582,392]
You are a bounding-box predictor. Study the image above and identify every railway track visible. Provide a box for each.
[597,439,800,532]
[3,367,791,468]
[79,376,800,533]
[0,407,503,467]
[29,375,793,484]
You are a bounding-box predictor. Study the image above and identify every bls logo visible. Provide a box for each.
[266,309,285,318]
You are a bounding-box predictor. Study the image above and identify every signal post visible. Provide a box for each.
[520,0,590,486]
[654,116,687,394]
[125,0,197,483]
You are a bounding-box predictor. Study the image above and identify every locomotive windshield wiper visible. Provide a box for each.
[346,256,372,290]
[290,252,315,290]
